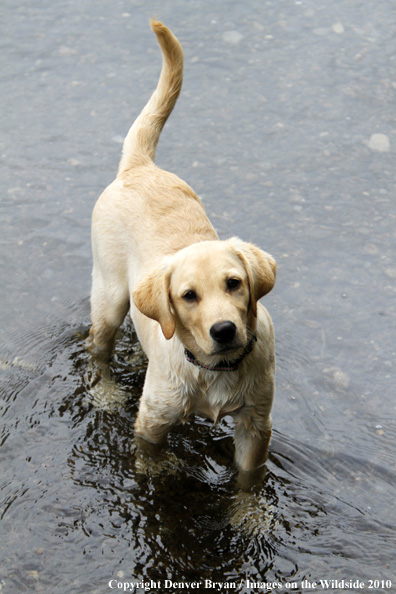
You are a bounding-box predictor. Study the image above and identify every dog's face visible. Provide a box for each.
[169,242,253,359]
[133,238,276,361]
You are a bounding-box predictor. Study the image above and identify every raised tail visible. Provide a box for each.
[117,19,184,175]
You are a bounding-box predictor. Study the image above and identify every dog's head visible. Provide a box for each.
[132,238,276,362]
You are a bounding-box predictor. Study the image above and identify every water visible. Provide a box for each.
[1,0,395,592]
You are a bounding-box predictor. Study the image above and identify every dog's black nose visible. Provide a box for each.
[210,321,237,344]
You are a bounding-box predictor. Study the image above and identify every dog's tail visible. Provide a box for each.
[117,19,184,174]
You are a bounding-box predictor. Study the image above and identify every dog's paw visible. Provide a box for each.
[84,372,129,411]
[131,439,184,478]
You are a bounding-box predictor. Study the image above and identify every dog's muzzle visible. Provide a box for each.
[184,334,257,372]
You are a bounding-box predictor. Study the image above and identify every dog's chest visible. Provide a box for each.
[185,371,244,423]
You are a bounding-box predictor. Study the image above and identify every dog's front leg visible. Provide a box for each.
[134,363,183,446]
[233,406,272,489]
[134,405,173,445]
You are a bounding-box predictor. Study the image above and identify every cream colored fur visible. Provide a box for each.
[89,20,276,483]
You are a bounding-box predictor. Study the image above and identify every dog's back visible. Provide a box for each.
[91,20,216,273]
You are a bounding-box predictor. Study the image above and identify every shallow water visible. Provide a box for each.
[1,0,395,593]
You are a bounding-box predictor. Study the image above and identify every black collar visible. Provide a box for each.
[184,335,257,372]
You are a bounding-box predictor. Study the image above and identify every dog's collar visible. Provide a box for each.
[184,335,257,372]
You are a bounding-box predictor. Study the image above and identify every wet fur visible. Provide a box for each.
[88,20,276,483]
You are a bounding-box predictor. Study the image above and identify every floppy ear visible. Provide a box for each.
[132,266,175,339]
[229,237,276,316]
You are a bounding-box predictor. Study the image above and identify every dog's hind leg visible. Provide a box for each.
[88,270,130,361]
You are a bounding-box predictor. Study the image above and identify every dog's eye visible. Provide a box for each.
[227,278,241,291]
[182,290,197,302]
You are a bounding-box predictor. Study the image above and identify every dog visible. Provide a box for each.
[88,20,276,485]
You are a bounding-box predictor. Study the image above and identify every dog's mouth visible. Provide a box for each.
[184,334,257,372]
[186,337,244,364]
[210,341,244,358]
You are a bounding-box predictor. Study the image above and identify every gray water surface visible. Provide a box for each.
[1,0,395,592]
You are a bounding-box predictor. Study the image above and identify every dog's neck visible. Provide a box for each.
[184,335,257,372]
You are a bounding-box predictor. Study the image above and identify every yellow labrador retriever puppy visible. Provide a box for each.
[89,20,276,483]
